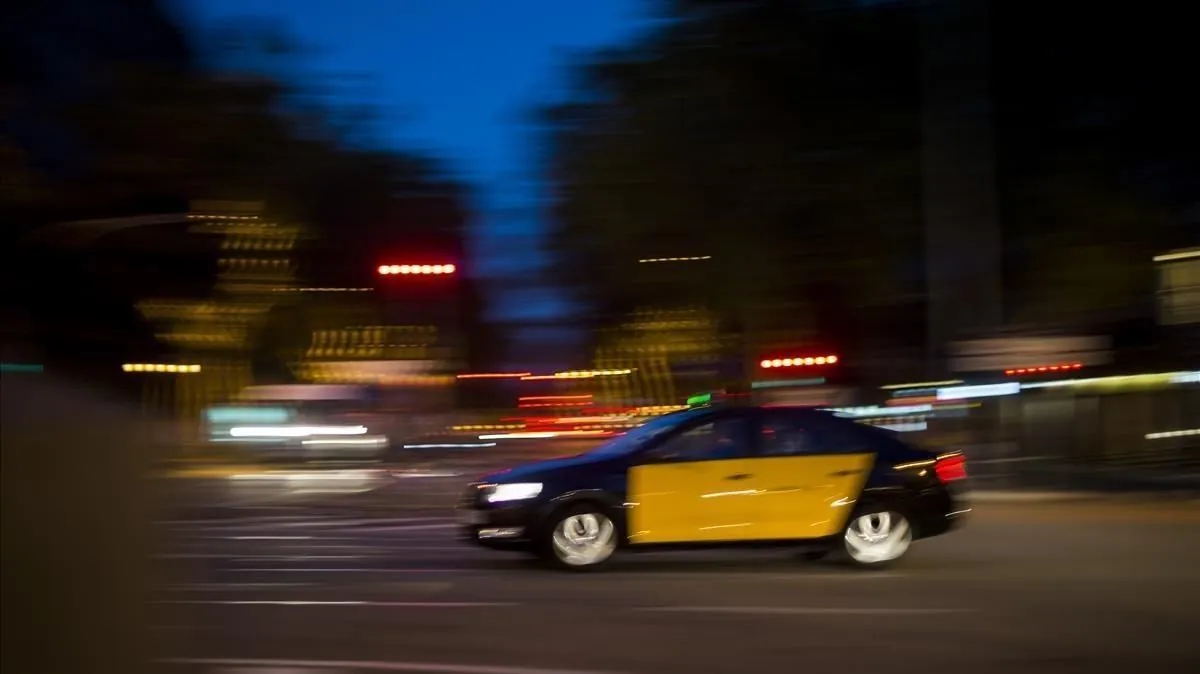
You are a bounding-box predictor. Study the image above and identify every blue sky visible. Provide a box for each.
[181,0,648,323]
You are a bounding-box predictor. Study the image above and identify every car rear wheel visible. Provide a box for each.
[539,505,618,570]
[839,509,912,568]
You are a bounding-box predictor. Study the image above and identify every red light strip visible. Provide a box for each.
[456,372,531,379]
[517,402,594,408]
[1005,363,1084,376]
[518,395,593,402]
[378,264,457,275]
[760,355,839,369]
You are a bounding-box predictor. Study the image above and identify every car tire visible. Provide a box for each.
[536,503,619,571]
[836,507,913,569]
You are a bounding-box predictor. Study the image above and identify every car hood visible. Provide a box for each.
[481,452,608,483]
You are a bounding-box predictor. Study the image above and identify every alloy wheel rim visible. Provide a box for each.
[552,512,616,566]
[844,511,911,564]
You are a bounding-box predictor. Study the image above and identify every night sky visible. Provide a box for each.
[182,0,649,324]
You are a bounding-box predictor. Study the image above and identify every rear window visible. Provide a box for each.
[801,410,929,460]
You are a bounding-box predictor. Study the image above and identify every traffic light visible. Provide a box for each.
[378,264,456,276]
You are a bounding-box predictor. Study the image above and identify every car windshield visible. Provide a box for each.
[584,408,707,458]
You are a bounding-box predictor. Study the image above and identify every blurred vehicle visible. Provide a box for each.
[205,385,389,462]
[459,403,968,570]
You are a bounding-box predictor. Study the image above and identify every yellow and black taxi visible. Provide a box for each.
[458,404,968,570]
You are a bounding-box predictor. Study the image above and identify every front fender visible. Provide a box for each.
[530,489,628,543]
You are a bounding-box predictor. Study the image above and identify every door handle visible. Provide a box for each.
[724,473,753,481]
[828,469,863,477]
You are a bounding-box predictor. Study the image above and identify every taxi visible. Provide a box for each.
[458,404,968,570]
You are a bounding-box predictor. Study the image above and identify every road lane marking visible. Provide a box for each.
[230,567,471,574]
[159,600,517,608]
[158,515,317,525]
[621,572,905,580]
[163,658,628,674]
[183,535,459,543]
[229,536,314,541]
[234,556,366,562]
[637,606,976,615]
[347,524,458,533]
[171,582,315,591]
[277,517,456,529]
[168,544,472,553]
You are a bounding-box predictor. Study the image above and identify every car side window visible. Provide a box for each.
[810,414,876,454]
[759,412,822,456]
[645,416,752,463]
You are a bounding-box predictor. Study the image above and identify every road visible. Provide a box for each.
[153,466,1200,674]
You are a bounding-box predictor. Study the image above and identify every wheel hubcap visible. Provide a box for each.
[844,511,911,564]
[551,512,616,566]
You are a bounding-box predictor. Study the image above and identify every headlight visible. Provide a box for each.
[484,482,543,503]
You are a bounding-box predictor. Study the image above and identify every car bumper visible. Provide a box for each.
[458,502,537,550]
[911,485,971,539]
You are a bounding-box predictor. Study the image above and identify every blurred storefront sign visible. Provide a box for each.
[1156,250,1200,361]
[1155,248,1200,325]
[949,335,1111,372]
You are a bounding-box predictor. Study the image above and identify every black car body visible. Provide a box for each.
[458,404,968,569]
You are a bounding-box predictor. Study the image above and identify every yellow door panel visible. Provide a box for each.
[628,459,758,544]
[745,453,875,540]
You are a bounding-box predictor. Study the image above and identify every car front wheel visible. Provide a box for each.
[539,505,618,570]
[840,509,912,568]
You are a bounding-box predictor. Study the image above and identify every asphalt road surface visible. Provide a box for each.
[152,466,1200,674]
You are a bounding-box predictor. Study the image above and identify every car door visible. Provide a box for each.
[743,409,875,540]
[627,412,758,544]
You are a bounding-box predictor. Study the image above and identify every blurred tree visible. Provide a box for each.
[2,6,497,380]
[549,0,1198,373]
[991,0,1196,330]
[543,0,924,368]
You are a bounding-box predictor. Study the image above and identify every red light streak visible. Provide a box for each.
[760,355,839,369]
[517,401,594,409]
[378,264,457,276]
[1004,363,1083,376]
[456,372,532,379]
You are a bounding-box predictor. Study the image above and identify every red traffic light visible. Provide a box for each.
[378,264,457,276]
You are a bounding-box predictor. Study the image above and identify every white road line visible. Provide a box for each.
[160,600,517,608]
[159,515,317,526]
[230,568,471,574]
[637,606,976,616]
[276,517,456,529]
[235,556,366,562]
[168,544,471,553]
[164,658,628,674]
[172,582,315,591]
[183,535,458,543]
[593,572,905,581]
[348,524,459,534]
[160,554,365,560]
[229,536,315,541]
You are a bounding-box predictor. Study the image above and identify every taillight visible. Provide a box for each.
[934,453,967,483]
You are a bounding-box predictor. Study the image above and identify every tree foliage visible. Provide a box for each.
[547,0,1197,356]
[544,0,924,349]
